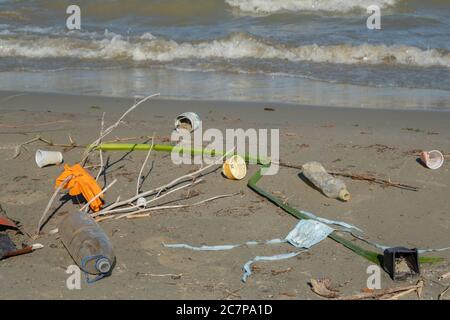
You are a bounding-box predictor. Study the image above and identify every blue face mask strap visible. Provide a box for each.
[81,255,111,284]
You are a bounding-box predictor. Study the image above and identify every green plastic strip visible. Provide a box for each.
[96,143,443,265]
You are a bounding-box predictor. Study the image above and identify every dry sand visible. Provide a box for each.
[0,90,449,299]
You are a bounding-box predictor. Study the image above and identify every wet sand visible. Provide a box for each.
[0,90,449,299]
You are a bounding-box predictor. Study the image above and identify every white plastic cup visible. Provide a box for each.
[35,150,63,168]
[420,150,444,170]
[136,197,147,209]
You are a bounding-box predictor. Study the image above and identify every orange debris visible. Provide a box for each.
[55,164,104,212]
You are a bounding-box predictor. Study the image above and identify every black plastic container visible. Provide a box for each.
[383,247,420,281]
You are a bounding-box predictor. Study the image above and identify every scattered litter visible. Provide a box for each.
[285,220,333,248]
[302,161,350,201]
[55,164,104,212]
[0,234,43,261]
[383,247,420,281]
[136,197,147,209]
[242,252,302,282]
[35,149,63,168]
[174,112,201,133]
[59,211,115,283]
[223,155,247,180]
[164,219,332,282]
[420,150,444,170]
[0,216,17,229]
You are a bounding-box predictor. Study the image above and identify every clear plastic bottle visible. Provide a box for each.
[302,161,350,201]
[59,211,115,278]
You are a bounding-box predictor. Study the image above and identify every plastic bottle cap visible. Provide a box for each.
[96,258,111,274]
[339,189,351,202]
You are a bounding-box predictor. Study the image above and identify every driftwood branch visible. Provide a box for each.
[279,161,418,191]
[35,175,73,237]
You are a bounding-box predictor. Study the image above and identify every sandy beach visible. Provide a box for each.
[0,90,449,299]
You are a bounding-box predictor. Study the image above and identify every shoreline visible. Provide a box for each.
[1,89,450,114]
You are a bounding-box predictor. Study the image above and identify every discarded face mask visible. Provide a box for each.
[164,219,334,282]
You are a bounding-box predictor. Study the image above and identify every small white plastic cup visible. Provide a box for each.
[136,197,147,209]
[420,150,444,170]
[174,112,201,133]
[35,150,63,168]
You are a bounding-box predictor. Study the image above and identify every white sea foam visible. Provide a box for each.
[0,33,449,69]
[225,0,399,13]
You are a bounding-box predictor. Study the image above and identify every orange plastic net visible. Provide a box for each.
[55,164,104,212]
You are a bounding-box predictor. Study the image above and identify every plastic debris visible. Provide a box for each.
[35,149,63,168]
[164,219,333,282]
[55,164,104,212]
[174,112,201,133]
[383,247,420,281]
[59,211,115,283]
[420,150,444,170]
[302,161,350,201]
[222,155,247,180]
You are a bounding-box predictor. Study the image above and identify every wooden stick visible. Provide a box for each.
[136,136,154,196]
[438,285,450,300]
[279,161,418,191]
[99,179,203,217]
[336,282,422,300]
[80,178,117,212]
[82,93,160,164]
[94,150,231,217]
[95,112,106,182]
[122,193,239,220]
[35,175,73,236]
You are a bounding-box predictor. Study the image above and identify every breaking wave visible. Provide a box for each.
[225,0,400,14]
[1,33,449,69]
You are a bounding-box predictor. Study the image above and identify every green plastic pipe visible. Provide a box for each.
[96,143,443,265]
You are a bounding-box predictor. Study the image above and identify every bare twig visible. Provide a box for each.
[97,179,203,217]
[279,161,418,191]
[80,178,117,212]
[438,286,450,300]
[121,193,239,220]
[335,281,423,300]
[94,150,231,218]
[35,175,73,236]
[136,135,154,196]
[95,112,106,182]
[82,93,160,165]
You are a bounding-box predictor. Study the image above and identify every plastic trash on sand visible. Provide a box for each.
[222,155,247,180]
[420,150,444,170]
[59,211,116,283]
[35,149,63,168]
[174,112,201,133]
[302,161,350,201]
[285,220,334,249]
[55,164,104,212]
[164,219,334,282]
[383,247,420,281]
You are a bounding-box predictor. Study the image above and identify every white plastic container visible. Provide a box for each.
[420,150,444,170]
[174,112,201,133]
[35,150,63,168]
